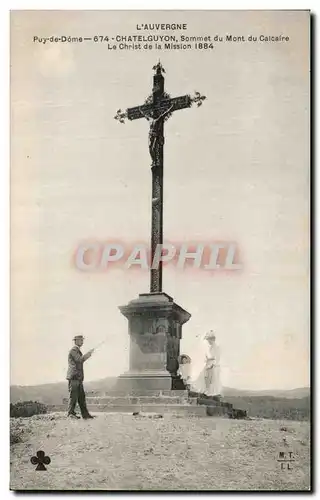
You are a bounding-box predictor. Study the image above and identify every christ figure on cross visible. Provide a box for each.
[139,104,174,164]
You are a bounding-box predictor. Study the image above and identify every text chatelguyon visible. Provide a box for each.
[74,242,243,272]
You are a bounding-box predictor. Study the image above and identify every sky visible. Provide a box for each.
[10,10,309,389]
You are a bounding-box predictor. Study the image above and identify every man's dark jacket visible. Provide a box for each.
[66,346,91,381]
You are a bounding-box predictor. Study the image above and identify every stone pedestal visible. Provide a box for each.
[116,292,191,392]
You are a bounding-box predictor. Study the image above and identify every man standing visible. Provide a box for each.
[66,334,95,419]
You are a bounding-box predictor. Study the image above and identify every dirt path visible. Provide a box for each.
[10,413,310,491]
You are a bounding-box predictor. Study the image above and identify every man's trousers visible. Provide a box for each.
[67,379,90,417]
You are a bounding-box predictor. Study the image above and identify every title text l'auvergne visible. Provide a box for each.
[136,23,187,30]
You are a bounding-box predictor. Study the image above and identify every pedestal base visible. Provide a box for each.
[119,292,191,386]
[115,370,172,391]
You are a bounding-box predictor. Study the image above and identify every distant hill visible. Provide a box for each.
[10,378,310,405]
[222,386,310,399]
[10,377,118,405]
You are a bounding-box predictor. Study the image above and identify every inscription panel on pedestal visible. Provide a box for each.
[139,333,166,353]
[138,353,167,370]
[130,334,167,371]
[130,316,168,336]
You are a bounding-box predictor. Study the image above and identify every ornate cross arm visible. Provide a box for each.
[190,91,207,107]
[158,103,174,120]
[115,93,207,124]
[115,92,206,123]
[139,103,174,122]
[114,108,128,124]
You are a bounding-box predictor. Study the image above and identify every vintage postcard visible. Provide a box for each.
[10,10,310,491]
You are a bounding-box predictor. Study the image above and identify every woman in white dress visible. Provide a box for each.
[191,330,222,397]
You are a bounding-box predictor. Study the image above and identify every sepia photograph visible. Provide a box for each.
[10,9,310,491]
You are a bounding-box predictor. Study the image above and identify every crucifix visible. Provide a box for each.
[115,61,206,293]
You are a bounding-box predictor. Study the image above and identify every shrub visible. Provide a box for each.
[10,428,23,445]
[10,400,48,418]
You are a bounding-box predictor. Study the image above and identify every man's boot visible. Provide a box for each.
[68,412,80,419]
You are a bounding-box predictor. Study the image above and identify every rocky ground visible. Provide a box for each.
[10,412,310,491]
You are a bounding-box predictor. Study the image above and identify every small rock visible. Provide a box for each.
[144,447,154,455]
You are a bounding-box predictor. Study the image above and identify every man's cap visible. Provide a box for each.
[73,335,84,341]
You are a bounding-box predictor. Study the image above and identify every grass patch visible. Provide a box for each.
[10,401,48,418]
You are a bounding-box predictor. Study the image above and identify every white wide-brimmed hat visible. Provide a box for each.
[204,330,216,340]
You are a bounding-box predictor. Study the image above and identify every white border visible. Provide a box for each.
[4,1,317,10]
[2,1,316,498]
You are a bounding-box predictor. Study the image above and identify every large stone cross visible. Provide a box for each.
[115,61,206,293]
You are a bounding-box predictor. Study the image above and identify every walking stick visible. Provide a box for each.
[92,339,107,351]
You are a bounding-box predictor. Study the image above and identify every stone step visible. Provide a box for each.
[85,396,195,405]
[49,404,240,418]
[85,390,188,398]
[62,396,197,406]
[86,404,207,416]
[52,403,207,416]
